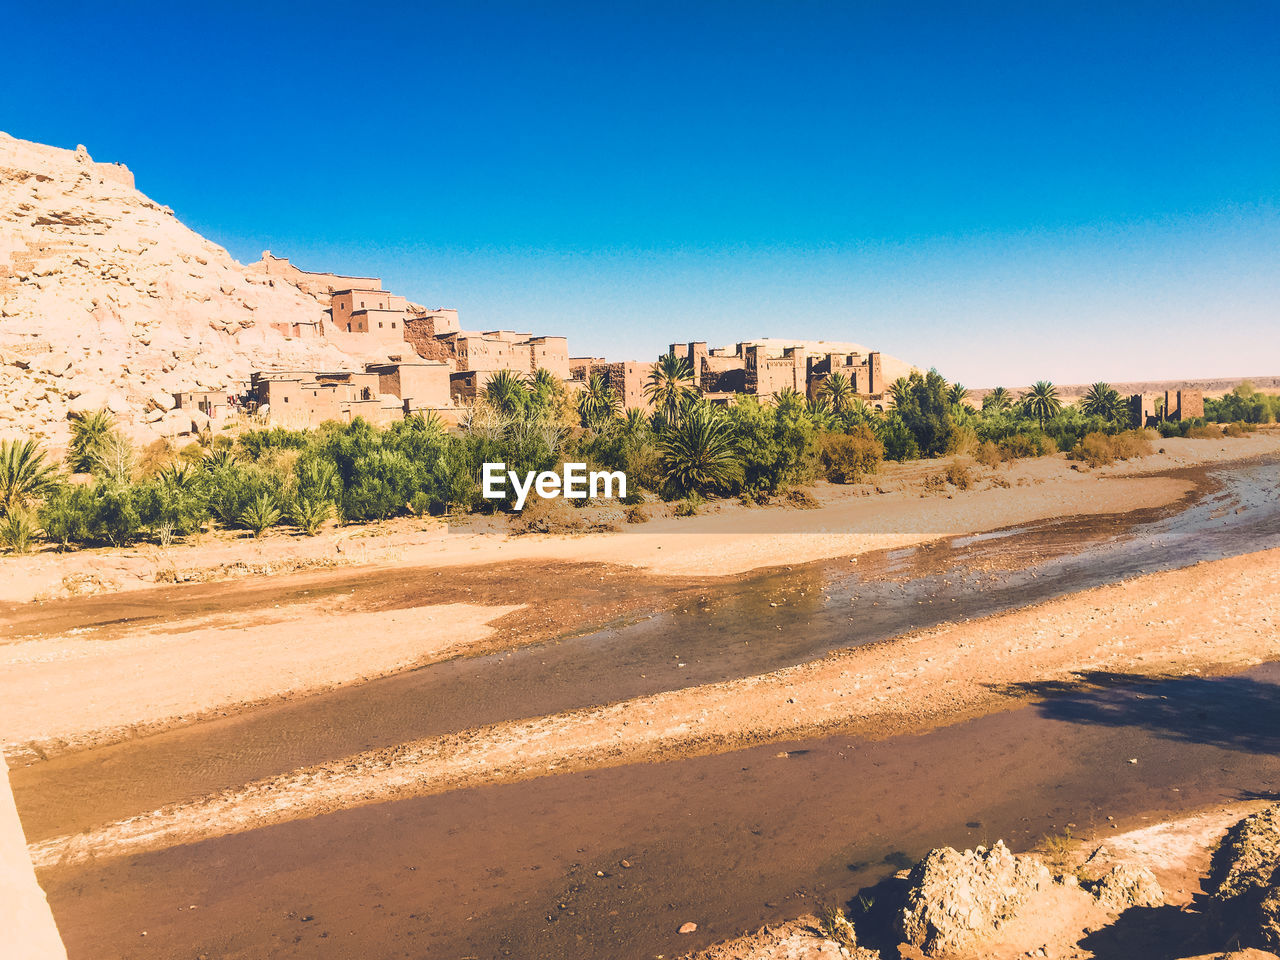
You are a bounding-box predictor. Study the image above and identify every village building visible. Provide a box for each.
[568,359,652,410]
[668,339,889,405]
[172,388,236,422]
[1128,389,1205,426]
[244,359,454,427]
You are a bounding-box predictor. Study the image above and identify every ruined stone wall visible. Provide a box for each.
[701,356,746,394]
[247,252,382,297]
[403,316,458,365]
[601,361,651,410]
[1177,389,1205,420]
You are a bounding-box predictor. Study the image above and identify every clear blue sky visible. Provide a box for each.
[7,1,1278,385]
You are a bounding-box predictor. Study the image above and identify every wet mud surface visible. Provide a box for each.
[40,662,1280,960]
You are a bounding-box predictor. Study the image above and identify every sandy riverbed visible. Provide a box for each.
[27,543,1280,869]
[3,435,1272,764]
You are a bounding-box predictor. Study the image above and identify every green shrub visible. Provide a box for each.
[38,484,94,549]
[819,426,883,483]
[725,395,817,496]
[237,427,311,460]
[205,463,284,528]
[889,369,957,457]
[135,478,209,539]
[290,497,331,535]
[239,493,282,538]
[0,509,37,554]
[674,492,704,516]
[89,482,142,546]
[878,414,920,461]
[342,448,416,521]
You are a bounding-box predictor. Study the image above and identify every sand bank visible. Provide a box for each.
[0,601,518,755]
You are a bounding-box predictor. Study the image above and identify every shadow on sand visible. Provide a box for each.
[991,670,1280,755]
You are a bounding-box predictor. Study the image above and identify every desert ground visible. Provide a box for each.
[4,431,1280,959]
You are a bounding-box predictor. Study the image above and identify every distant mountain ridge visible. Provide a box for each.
[970,377,1280,401]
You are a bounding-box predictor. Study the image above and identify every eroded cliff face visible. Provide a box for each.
[0,132,385,445]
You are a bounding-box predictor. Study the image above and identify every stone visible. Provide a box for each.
[1089,863,1164,911]
[898,840,1052,956]
[1207,804,1280,949]
[67,389,110,416]
[144,390,175,413]
[157,408,195,436]
[678,922,697,934]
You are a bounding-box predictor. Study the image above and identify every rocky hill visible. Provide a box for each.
[0,132,388,446]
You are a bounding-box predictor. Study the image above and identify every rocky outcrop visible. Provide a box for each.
[685,916,878,960]
[1088,862,1165,911]
[0,132,392,446]
[897,841,1052,955]
[1207,804,1280,949]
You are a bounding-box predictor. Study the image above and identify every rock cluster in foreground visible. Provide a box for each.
[688,804,1280,960]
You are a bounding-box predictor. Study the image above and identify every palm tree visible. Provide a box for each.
[887,376,912,407]
[1023,380,1062,429]
[289,497,331,536]
[0,509,37,554]
[483,369,529,415]
[578,372,621,425]
[983,387,1013,413]
[837,397,876,429]
[657,403,739,496]
[239,493,282,538]
[1081,382,1112,418]
[772,386,804,415]
[622,407,650,437]
[820,372,856,414]
[68,408,117,473]
[948,383,969,407]
[0,439,58,516]
[532,367,561,394]
[645,353,696,426]
[203,446,238,470]
[804,396,835,430]
[1104,388,1130,424]
[157,461,199,491]
[1081,381,1128,423]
